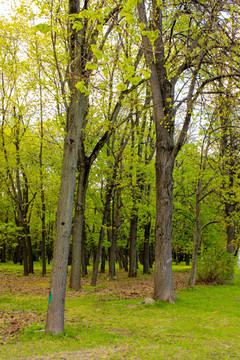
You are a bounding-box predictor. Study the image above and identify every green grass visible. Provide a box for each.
[0,263,239,359]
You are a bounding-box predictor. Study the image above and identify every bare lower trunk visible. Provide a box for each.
[91,190,112,286]
[41,202,46,276]
[143,221,151,274]
[21,230,29,276]
[154,151,176,302]
[189,179,202,287]
[100,247,106,273]
[109,187,121,279]
[128,212,138,277]
[45,92,87,334]
[81,221,88,277]
[226,203,236,254]
[1,240,6,263]
[70,154,89,289]
[26,225,34,274]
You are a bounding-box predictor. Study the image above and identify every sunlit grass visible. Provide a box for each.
[0,263,239,359]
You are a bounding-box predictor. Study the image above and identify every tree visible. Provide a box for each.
[137,0,239,301]
[46,0,88,334]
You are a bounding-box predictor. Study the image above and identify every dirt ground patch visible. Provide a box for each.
[0,267,189,346]
[27,346,128,359]
[0,268,189,299]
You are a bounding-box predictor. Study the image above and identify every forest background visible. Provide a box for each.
[0,0,240,335]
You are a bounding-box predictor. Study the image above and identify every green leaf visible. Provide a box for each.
[75,81,90,95]
[35,23,50,34]
[117,82,127,91]
[85,62,98,71]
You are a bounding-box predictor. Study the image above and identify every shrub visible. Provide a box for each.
[197,245,236,284]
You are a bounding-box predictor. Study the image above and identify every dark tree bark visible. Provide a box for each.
[143,221,151,274]
[109,184,121,279]
[81,220,88,277]
[1,241,6,263]
[128,211,138,277]
[100,247,106,274]
[70,138,90,289]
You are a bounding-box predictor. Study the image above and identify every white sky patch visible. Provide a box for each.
[0,0,18,17]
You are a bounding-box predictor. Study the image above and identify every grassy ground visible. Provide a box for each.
[0,262,239,359]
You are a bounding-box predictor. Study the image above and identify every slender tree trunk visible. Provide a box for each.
[128,211,138,277]
[81,220,88,277]
[38,58,46,277]
[41,197,46,276]
[185,253,190,266]
[1,240,6,263]
[109,187,121,279]
[189,179,202,287]
[46,0,87,334]
[143,221,151,274]
[26,225,34,274]
[116,247,123,269]
[91,189,112,286]
[19,227,28,276]
[226,203,236,254]
[70,144,89,289]
[46,90,87,333]
[100,247,106,273]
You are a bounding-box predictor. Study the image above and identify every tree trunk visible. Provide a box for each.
[46,93,87,333]
[154,150,176,302]
[1,240,6,263]
[100,247,106,273]
[109,187,121,279]
[226,204,236,254]
[37,50,47,277]
[26,225,34,274]
[128,212,138,277]
[91,189,112,286]
[70,144,90,289]
[46,0,87,333]
[137,1,176,302]
[185,253,190,266]
[189,179,202,288]
[20,229,29,276]
[116,247,123,269]
[143,221,151,274]
[81,221,88,277]
[41,202,47,276]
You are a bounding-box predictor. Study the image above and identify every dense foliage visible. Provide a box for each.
[0,0,239,299]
